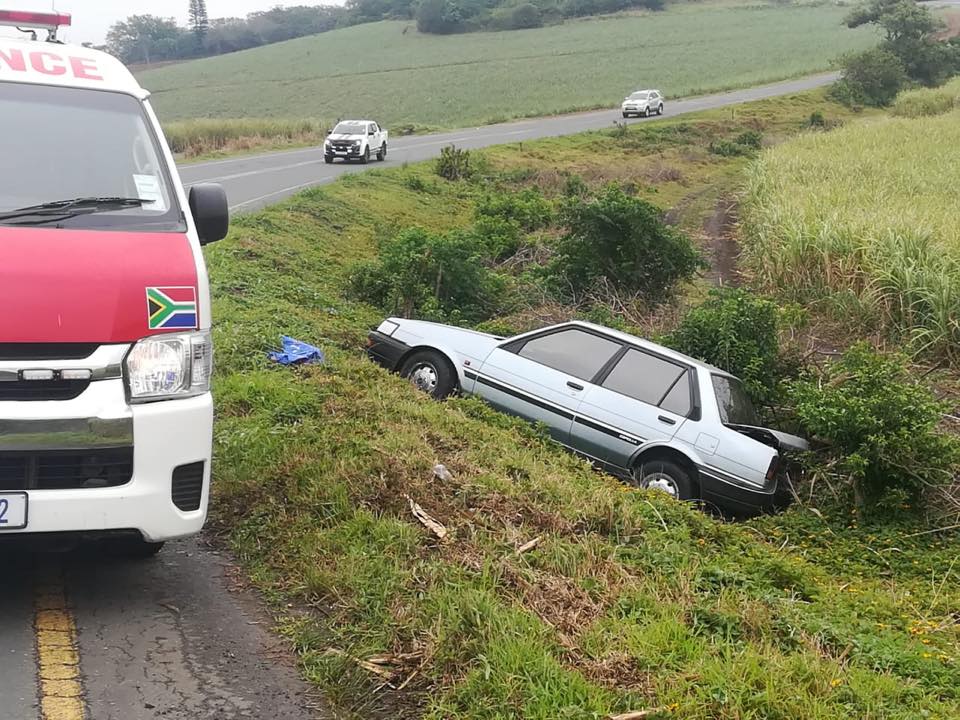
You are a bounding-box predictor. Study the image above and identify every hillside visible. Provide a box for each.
[140,4,875,129]
[206,91,960,718]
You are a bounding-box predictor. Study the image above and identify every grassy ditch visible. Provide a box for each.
[204,92,958,719]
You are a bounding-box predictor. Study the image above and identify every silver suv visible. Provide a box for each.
[621,89,663,118]
[367,319,807,515]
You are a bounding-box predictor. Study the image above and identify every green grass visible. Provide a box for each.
[163,117,329,158]
[741,108,960,359]
[205,93,959,719]
[891,77,960,118]
[140,4,876,129]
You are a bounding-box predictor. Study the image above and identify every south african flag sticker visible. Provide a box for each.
[146,287,198,330]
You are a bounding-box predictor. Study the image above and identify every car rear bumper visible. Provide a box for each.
[0,391,213,542]
[366,331,409,370]
[699,473,790,516]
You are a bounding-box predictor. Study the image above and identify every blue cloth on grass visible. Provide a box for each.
[268,336,325,366]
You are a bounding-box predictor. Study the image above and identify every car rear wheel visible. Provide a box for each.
[635,460,696,501]
[400,351,456,400]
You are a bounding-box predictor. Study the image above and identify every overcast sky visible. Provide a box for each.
[1,0,344,44]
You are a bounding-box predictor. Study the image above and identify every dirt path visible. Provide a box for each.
[702,197,741,287]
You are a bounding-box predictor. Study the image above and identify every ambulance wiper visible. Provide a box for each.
[0,197,152,224]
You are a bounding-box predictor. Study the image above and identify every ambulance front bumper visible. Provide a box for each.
[0,379,213,543]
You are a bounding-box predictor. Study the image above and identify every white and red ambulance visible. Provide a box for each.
[0,11,228,555]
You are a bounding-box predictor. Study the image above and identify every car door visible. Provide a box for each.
[472,327,623,448]
[571,347,695,470]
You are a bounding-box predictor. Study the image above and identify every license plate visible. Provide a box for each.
[0,493,28,530]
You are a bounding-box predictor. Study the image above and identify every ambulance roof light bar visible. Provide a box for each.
[0,10,72,42]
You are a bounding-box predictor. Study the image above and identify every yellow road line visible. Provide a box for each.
[34,565,86,720]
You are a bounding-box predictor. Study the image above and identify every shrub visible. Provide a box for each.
[806,110,827,128]
[708,130,762,157]
[789,343,960,510]
[475,188,553,232]
[831,48,907,107]
[509,3,543,29]
[436,145,473,180]
[470,215,524,260]
[548,185,704,302]
[347,226,507,321]
[890,77,960,117]
[664,288,783,405]
[416,0,464,34]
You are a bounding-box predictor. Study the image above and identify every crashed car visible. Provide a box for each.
[367,319,808,514]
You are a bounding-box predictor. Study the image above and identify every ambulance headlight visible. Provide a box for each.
[126,332,213,401]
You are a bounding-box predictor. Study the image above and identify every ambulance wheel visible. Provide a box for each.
[107,537,165,559]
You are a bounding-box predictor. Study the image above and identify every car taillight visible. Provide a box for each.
[0,10,72,28]
[766,455,780,483]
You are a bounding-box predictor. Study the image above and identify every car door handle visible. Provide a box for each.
[658,415,677,425]
[566,381,584,391]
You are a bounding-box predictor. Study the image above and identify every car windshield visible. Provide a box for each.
[333,122,367,134]
[629,92,649,99]
[712,375,761,426]
[0,82,184,233]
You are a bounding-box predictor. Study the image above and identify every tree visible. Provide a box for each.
[105,15,186,64]
[188,0,210,44]
[844,0,951,86]
[832,47,908,106]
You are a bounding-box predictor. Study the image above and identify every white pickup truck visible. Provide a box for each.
[324,120,388,164]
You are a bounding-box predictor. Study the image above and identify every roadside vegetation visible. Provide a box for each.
[139,4,876,129]
[164,117,330,158]
[205,89,960,718]
[741,105,960,358]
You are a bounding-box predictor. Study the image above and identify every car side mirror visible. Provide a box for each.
[188,183,229,245]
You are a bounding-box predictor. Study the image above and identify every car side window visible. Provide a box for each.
[601,348,687,408]
[516,329,621,381]
[659,374,692,416]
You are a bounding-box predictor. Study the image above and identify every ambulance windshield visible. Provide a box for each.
[0,83,185,232]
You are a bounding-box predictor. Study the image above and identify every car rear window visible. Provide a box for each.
[712,375,760,426]
[601,349,687,409]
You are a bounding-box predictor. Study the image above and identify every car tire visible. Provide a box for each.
[106,537,165,559]
[622,112,629,118]
[361,147,370,164]
[658,104,664,115]
[641,107,648,118]
[324,156,334,164]
[378,143,387,161]
[635,460,696,501]
[400,350,456,400]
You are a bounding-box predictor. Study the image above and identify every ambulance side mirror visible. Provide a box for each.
[189,183,229,245]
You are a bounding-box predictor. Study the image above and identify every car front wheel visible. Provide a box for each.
[658,104,664,115]
[635,460,696,501]
[400,351,456,399]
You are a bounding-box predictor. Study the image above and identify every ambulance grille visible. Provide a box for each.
[0,344,98,361]
[171,462,204,512]
[0,379,90,401]
[0,448,133,490]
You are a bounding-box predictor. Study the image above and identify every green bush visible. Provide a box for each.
[548,185,704,302]
[470,215,524,261]
[664,288,784,405]
[708,130,762,157]
[475,188,553,231]
[806,110,827,128]
[347,226,507,321]
[789,343,960,510]
[831,48,907,107]
[436,145,473,180]
[509,3,543,29]
[891,78,960,117]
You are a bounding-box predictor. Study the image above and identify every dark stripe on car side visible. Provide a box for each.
[573,415,643,446]
[472,373,575,420]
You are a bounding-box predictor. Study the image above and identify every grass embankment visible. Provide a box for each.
[141,3,875,131]
[741,107,960,359]
[206,92,959,719]
[163,118,329,159]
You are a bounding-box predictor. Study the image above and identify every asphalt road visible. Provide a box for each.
[0,537,329,720]
[179,72,839,214]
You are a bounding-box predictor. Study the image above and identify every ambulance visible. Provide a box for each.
[0,11,228,555]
